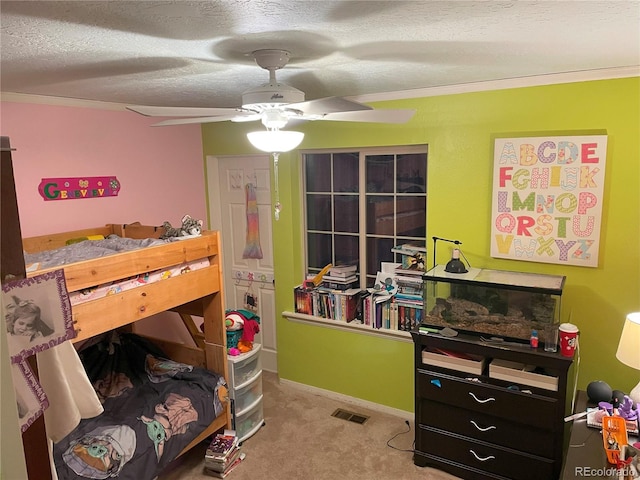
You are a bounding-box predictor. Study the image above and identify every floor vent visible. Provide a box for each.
[331,408,369,424]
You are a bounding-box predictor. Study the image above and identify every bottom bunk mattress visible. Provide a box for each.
[53,332,226,479]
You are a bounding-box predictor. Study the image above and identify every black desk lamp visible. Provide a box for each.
[432,236,471,273]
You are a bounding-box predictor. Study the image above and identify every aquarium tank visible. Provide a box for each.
[422,265,565,342]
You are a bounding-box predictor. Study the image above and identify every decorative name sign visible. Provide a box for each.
[491,135,607,267]
[38,176,120,201]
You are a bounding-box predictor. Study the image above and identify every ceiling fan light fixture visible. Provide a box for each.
[247,130,304,153]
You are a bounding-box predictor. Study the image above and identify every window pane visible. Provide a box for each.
[303,147,427,294]
[307,232,332,271]
[306,194,332,231]
[334,235,359,266]
[397,153,427,193]
[305,153,332,192]
[366,155,394,193]
[334,195,359,233]
[366,236,395,279]
[367,195,394,235]
[333,152,359,192]
[396,196,426,237]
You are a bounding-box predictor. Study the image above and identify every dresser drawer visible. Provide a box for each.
[236,395,264,442]
[417,399,553,458]
[228,344,262,389]
[417,368,557,429]
[418,425,554,480]
[231,371,263,414]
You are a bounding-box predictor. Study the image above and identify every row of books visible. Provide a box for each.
[294,285,360,322]
[361,293,423,331]
[294,285,423,332]
[295,248,426,331]
[204,431,245,478]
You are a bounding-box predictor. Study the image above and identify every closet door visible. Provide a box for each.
[207,154,278,372]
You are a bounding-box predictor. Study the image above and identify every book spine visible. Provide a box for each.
[364,295,371,327]
[375,301,382,329]
[322,281,358,291]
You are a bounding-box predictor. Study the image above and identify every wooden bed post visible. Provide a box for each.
[1,137,53,480]
[202,231,232,429]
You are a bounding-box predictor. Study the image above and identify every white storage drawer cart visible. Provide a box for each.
[227,343,265,442]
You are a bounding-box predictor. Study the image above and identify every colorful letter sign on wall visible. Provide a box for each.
[38,176,120,201]
[491,135,607,267]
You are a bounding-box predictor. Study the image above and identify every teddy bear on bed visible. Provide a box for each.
[160,215,203,239]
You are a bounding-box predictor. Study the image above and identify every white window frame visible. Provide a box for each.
[300,144,428,287]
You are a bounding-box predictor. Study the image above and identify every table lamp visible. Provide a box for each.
[615,312,640,404]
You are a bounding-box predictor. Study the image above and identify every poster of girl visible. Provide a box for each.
[2,269,74,362]
[6,295,54,340]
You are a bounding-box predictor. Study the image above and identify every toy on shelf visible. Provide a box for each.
[159,214,203,239]
[303,263,332,290]
[224,309,260,354]
[618,395,639,422]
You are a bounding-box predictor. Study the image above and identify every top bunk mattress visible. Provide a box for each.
[24,235,211,306]
[25,236,173,272]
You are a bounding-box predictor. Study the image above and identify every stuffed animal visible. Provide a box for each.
[180,215,203,236]
[225,312,245,331]
[160,215,203,239]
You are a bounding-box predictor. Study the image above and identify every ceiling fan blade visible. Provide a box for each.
[127,105,246,117]
[317,109,416,124]
[288,96,373,116]
[151,114,260,126]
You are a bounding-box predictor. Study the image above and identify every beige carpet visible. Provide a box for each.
[159,371,460,480]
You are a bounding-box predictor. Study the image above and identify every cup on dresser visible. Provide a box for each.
[559,323,579,357]
[543,323,559,352]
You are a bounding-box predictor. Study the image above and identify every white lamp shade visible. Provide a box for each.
[616,312,640,370]
[247,130,304,153]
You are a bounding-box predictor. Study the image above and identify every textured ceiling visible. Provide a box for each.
[1,0,639,109]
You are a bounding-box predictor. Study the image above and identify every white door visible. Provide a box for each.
[206,154,277,372]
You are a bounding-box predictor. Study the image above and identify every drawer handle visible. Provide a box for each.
[470,420,496,432]
[468,392,496,404]
[470,450,496,462]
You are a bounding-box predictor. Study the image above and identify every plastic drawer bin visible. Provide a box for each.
[228,344,262,388]
[232,371,263,412]
[236,395,264,442]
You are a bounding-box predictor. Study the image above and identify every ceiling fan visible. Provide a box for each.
[127,49,416,129]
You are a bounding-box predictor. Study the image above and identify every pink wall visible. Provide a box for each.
[1,102,207,237]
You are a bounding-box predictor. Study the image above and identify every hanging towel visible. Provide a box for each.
[242,183,264,259]
[36,340,103,443]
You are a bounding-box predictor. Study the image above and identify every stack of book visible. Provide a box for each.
[391,244,425,331]
[391,243,427,276]
[204,431,245,478]
[321,264,358,290]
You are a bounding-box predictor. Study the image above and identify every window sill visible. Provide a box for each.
[282,311,412,343]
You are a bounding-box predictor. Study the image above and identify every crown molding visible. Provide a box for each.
[0,93,128,110]
[2,66,638,109]
[347,66,640,103]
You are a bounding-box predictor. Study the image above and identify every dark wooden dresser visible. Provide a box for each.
[411,329,574,480]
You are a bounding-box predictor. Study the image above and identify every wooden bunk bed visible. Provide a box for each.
[21,223,232,477]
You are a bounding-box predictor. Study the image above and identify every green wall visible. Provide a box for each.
[202,77,639,412]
